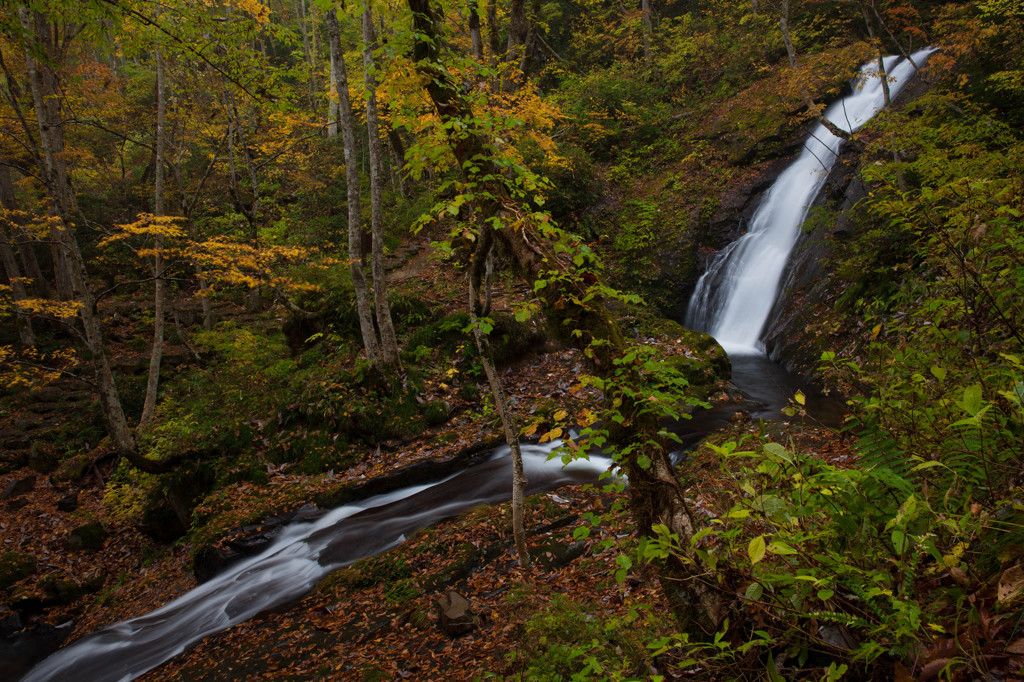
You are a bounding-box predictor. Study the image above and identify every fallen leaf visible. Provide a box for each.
[998,565,1024,605]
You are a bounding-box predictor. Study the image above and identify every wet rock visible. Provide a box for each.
[1,474,37,500]
[192,546,243,583]
[434,590,478,636]
[65,522,107,552]
[0,430,30,451]
[139,496,188,542]
[0,607,22,636]
[0,552,37,590]
[0,621,72,681]
[56,492,78,513]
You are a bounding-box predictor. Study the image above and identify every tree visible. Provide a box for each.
[408,0,722,632]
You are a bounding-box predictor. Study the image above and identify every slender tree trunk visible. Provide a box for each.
[776,0,853,140]
[326,6,381,366]
[327,45,340,137]
[0,224,34,347]
[363,2,401,371]
[641,0,653,65]
[141,47,167,427]
[503,0,530,91]
[469,229,529,566]
[0,163,36,347]
[468,0,483,59]
[858,0,890,105]
[19,7,134,455]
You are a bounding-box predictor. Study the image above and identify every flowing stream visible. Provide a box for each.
[687,49,935,354]
[21,445,611,682]
[685,49,935,403]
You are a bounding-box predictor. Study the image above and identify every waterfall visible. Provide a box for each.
[21,444,612,682]
[686,48,935,356]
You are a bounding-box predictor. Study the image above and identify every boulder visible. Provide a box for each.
[0,621,72,681]
[65,522,107,552]
[434,590,478,636]
[1,475,37,500]
[0,552,37,590]
[27,442,59,474]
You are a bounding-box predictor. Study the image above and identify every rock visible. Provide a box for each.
[27,442,59,474]
[52,453,92,484]
[56,492,78,513]
[6,497,30,511]
[65,522,107,552]
[0,621,72,681]
[0,607,22,637]
[434,590,478,636]
[28,386,64,402]
[40,576,83,605]
[1,475,37,500]
[0,552,37,590]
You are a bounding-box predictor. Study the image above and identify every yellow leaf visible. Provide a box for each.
[553,409,567,421]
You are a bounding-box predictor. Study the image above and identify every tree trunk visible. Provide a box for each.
[469,229,529,567]
[326,6,381,366]
[0,164,35,347]
[776,1,852,141]
[641,0,653,65]
[0,223,35,347]
[469,0,483,59]
[362,2,402,371]
[327,44,340,137]
[141,46,167,427]
[503,0,530,91]
[19,6,134,455]
[857,0,890,106]
[409,0,721,634]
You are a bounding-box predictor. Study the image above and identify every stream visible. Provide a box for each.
[22,49,934,682]
[20,446,611,682]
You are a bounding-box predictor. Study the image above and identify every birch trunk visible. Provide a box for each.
[362,3,402,371]
[326,6,381,366]
[0,163,35,347]
[141,47,167,427]
[469,229,529,567]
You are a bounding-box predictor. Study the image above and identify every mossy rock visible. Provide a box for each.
[52,452,92,484]
[40,576,83,604]
[0,551,36,590]
[65,522,107,552]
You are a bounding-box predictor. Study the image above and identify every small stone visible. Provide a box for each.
[56,492,78,513]
[435,590,478,636]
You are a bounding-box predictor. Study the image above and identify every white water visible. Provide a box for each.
[22,444,612,682]
[686,48,936,356]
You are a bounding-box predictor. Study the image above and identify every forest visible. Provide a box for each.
[0,0,1023,679]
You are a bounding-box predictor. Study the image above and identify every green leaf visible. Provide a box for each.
[817,589,835,601]
[744,582,764,601]
[892,529,908,553]
[930,365,946,381]
[768,540,798,555]
[748,535,766,564]
[961,383,984,416]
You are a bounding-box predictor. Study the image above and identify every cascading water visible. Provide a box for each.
[21,444,612,682]
[686,48,936,357]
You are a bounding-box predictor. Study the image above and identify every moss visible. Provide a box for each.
[0,551,37,590]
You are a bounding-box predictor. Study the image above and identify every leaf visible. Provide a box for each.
[553,409,568,421]
[523,423,538,436]
[793,390,805,406]
[891,529,908,553]
[748,535,766,564]
[998,564,1024,605]
[744,582,763,601]
[817,589,835,601]
[769,540,798,555]
[930,365,946,381]
[961,383,984,416]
